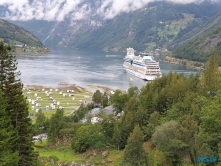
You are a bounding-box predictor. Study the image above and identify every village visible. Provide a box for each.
[14,43,50,54]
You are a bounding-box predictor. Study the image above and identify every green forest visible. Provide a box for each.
[172,26,221,63]
[1,39,221,165]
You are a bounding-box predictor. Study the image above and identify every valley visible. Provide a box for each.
[1,1,221,165]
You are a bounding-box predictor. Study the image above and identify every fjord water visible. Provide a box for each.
[16,47,198,91]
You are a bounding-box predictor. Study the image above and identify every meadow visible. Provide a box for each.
[23,86,93,121]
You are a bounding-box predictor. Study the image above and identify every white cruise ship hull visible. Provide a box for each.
[123,47,162,81]
[125,68,158,81]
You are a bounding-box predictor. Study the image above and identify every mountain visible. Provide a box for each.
[172,24,221,63]
[5,1,221,53]
[0,18,49,54]
[69,1,221,52]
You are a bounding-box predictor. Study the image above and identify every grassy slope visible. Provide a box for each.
[35,140,85,165]
[35,139,124,166]
[35,140,192,165]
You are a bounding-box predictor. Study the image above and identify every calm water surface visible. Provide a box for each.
[16,47,198,91]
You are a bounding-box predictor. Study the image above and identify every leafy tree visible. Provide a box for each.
[35,109,46,134]
[112,121,122,151]
[0,90,19,166]
[71,104,90,122]
[48,108,65,144]
[59,122,77,141]
[179,115,198,165]
[71,124,92,153]
[123,125,147,166]
[71,123,108,153]
[0,41,38,166]
[190,94,209,124]
[88,124,106,151]
[97,111,116,142]
[196,131,217,159]
[127,86,139,97]
[199,91,221,159]
[111,89,129,115]
[92,90,102,104]
[152,121,188,166]
[201,91,221,133]
[118,111,135,149]
[101,91,109,107]
[143,111,161,139]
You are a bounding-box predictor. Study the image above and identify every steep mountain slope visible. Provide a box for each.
[69,3,193,52]
[172,25,221,63]
[69,1,221,52]
[0,19,49,54]
[7,1,221,53]
[168,13,221,50]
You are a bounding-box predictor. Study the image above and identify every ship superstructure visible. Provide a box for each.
[123,47,162,81]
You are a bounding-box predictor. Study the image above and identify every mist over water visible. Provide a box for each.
[16,47,198,91]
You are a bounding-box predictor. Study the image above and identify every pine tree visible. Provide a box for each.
[0,41,38,166]
[203,50,219,92]
[0,90,19,166]
[123,125,147,166]
[0,41,9,89]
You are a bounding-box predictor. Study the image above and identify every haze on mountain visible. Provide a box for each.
[1,0,221,61]
[1,0,220,21]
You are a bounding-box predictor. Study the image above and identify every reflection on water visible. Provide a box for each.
[16,48,198,91]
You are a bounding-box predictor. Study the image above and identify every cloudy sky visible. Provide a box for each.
[0,0,219,21]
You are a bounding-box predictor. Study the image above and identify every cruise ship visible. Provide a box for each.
[123,47,162,81]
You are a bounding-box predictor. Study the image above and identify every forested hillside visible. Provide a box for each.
[0,19,49,54]
[172,25,221,63]
[168,13,221,50]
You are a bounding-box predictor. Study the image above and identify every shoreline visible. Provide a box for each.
[24,83,117,94]
[160,57,204,71]
[14,51,51,56]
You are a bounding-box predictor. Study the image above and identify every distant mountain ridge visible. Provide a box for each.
[0,18,49,54]
[4,1,221,55]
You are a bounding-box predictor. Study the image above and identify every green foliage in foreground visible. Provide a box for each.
[0,90,19,166]
[0,41,37,165]
[123,125,147,166]
[34,49,221,165]
[48,109,65,144]
[34,140,85,165]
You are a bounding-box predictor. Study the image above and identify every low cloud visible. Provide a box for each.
[0,0,219,21]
